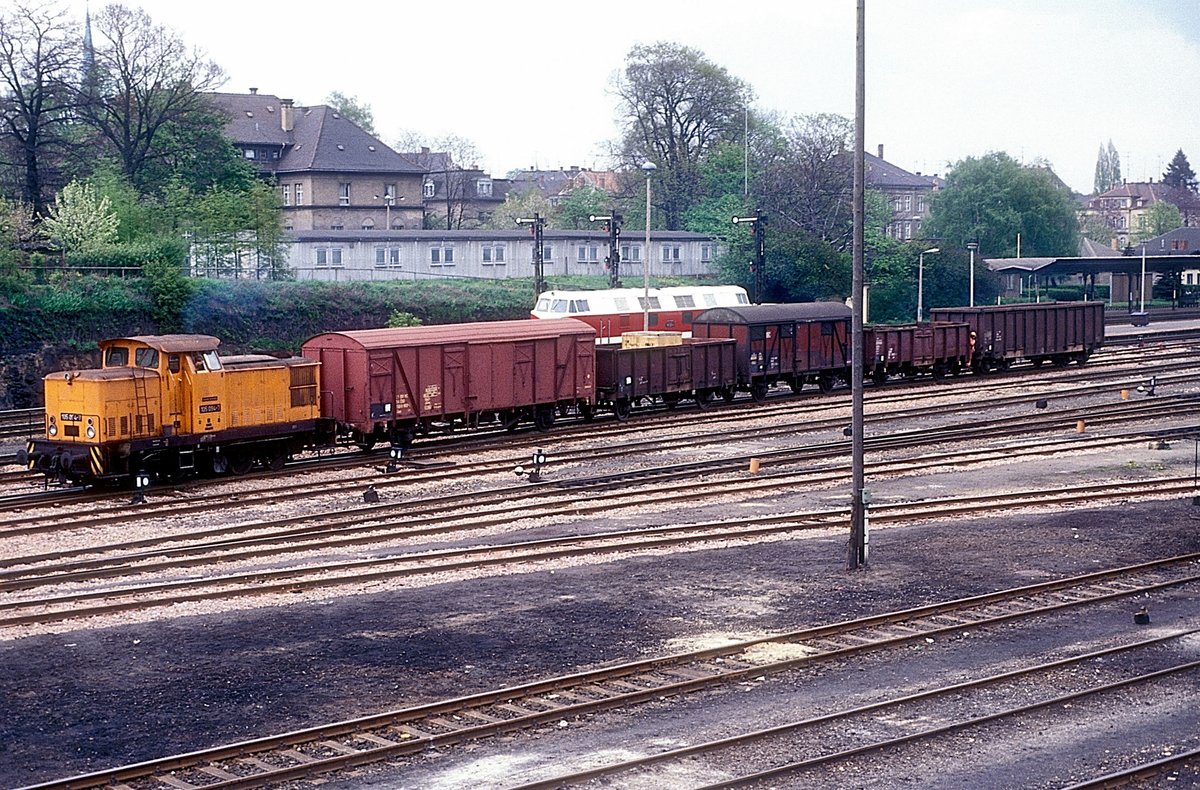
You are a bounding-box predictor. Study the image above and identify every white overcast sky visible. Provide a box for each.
[64,0,1200,195]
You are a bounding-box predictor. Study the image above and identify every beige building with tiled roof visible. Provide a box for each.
[208,90,426,232]
[1081,180,1200,250]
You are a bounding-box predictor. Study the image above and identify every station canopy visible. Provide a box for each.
[987,253,1200,279]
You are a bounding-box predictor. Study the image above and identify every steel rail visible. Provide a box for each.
[18,554,1200,790]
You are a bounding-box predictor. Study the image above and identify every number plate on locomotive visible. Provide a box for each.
[60,412,82,422]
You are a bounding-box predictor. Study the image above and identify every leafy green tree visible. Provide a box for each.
[140,256,193,330]
[555,185,610,230]
[612,42,749,229]
[926,152,1079,259]
[85,164,160,241]
[485,187,555,230]
[1079,212,1113,245]
[0,1,79,216]
[79,4,225,193]
[1133,201,1183,244]
[40,178,118,250]
[325,91,375,134]
[385,310,422,327]
[1161,149,1197,192]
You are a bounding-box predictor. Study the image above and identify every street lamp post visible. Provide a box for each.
[966,241,979,307]
[917,247,939,322]
[641,161,657,332]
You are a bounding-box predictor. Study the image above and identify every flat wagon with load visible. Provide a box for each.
[593,333,737,418]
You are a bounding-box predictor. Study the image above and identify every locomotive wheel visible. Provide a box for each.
[209,453,230,475]
[266,451,286,472]
[750,382,770,402]
[534,406,555,432]
[229,452,254,476]
[613,399,632,421]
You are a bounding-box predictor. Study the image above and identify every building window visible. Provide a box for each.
[660,245,681,262]
[621,244,642,262]
[383,183,396,202]
[295,184,303,205]
[431,246,454,266]
[331,220,344,230]
[476,179,492,197]
[282,184,291,206]
[375,247,401,268]
[362,218,375,230]
[917,196,926,212]
[903,194,912,212]
[316,247,343,268]
[903,221,912,239]
[700,243,715,262]
[577,245,600,263]
[542,244,553,260]
[482,244,506,264]
[339,183,350,206]
[423,180,436,198]
[244,149,256,159]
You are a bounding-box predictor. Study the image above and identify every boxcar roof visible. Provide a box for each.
[304,318,595,351]
[930,301,1102,314]
[693,302,851,324]
[103,335,221,353]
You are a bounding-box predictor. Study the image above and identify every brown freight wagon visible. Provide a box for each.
[863,322,972,382]
[691,303,852,400]
[301,318,596,446]
[929,301,1105,370]
[594,338,738,418]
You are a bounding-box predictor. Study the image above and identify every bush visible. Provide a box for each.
[66,237,189,275]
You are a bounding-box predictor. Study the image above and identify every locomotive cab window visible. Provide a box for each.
[105,347,129,367]
[549,299,568,313]
[191,351,223,372]
[569,299,589,314]
[135,348,159,369]
[168,354,180,373]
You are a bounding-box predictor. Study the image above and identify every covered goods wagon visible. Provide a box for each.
[302,319,596,445]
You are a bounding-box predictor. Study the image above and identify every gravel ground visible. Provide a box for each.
[2,385,1200,788]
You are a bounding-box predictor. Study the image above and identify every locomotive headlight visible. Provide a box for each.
[86,420,96,438]
[48,418,57,437]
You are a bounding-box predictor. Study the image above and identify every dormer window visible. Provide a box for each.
[476,179,493,197]
[423,180,436,198]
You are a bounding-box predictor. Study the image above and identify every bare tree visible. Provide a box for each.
[611,42,749,229]
[0,1,79,216]
[756,113,855,249]
[79,3,224,192]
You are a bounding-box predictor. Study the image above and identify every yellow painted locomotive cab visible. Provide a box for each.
[28,334,328,484]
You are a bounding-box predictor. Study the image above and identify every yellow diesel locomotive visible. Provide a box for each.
[22,335,331,483]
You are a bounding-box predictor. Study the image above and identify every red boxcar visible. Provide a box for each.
[691,303,852,399]
[302,319,596,445]
[862,322,972,382]
[929,301,1105,370]
[594,338,737,418]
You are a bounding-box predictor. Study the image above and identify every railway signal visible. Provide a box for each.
[589,212,623,288]
[516,213,547,297]
[732,211,767,304]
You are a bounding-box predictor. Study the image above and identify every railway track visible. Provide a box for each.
[23,552,1199,790]
[4,351,1197,519]
[3,473,1197,629]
